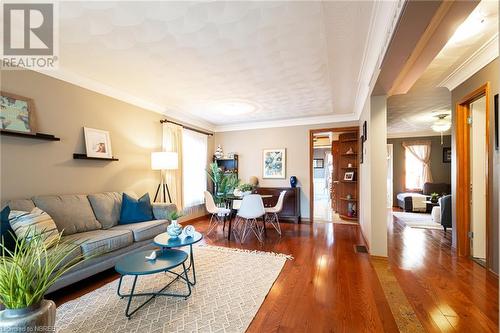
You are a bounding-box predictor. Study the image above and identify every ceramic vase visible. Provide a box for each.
[167,220,183,238]
[290,176,297,188]
[0,300,56,332]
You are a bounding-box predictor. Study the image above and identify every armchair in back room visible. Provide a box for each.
[439,195,452,232]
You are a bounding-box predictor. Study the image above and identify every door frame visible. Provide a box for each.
[309,126,358,223]
[455,82,490,266]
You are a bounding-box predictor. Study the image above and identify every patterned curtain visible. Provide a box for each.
[162,123,183,209]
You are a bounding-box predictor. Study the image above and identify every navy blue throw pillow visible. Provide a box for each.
[119,193,153,224]
[1,206,16,253]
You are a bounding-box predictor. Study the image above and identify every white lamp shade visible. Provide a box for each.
[151,152,178,170]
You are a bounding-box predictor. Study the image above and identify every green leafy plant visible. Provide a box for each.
[238,183,254,192]
[430,192,439,202]
[167,210,184,221]
[206,162,240,202]
[0,229,88,309]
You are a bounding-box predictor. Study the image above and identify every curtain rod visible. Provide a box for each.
[160,119,213,136]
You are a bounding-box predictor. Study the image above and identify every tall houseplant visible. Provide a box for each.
[206,162,239,203]
[0,229,88,331]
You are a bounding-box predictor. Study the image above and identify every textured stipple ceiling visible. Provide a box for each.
[387,0,498,136]
[57,1,376,126]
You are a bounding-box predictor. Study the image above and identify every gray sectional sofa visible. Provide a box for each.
[6,191,176,293]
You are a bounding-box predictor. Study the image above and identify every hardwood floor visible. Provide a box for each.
[390,213,498,332]
[49,214,498,332]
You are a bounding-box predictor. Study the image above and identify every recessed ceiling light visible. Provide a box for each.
[216,101,257,116]
[449,11,486,44]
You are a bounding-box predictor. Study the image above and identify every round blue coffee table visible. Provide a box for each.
[154,231,202,286]
[115,249,191,319]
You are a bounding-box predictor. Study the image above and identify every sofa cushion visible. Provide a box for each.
[87,192,137,229]
[63,229,133,258]
[33,195,101,235]
[119,193,153,224]
[47,241,82,270]
[6,199,35,212]
[111,219,168,242]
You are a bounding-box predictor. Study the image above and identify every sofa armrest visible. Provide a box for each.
[152,203,177,220]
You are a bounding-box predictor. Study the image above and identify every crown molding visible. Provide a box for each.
[387,129,450,139]
[438,34,499,91]
[33,68,216,132]
[215,113,358,132]
[353,0,405,119]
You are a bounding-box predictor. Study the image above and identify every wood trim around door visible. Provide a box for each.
[455,82,490,266]
[309,126,359,223]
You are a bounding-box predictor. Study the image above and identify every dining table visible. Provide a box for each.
[222,194,273,241]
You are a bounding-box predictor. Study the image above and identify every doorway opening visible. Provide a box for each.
[455,82,491,268]
[309,127,359,223]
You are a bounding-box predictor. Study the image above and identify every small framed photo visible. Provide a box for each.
[344,171,355,181]
[263,148,286,179]
[442,147,451,163]
[0,91,36,134]
[313,158,324,168]
[84,127,113,158]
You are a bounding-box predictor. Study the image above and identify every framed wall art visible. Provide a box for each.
[84,127,113,159]
[313,158,324,168]
[442,147,451,163]
[0,91,36,134]
[263,148,286,179]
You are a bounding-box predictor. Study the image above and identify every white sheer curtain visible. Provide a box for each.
[162,123,183,208]
[182,129,208,208]
[402,141,433,189]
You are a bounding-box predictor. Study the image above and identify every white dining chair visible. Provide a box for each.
[264,190,286,236]
[204,191,231,235]
[234,194,265,243]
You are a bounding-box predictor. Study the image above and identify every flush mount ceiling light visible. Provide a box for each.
[449,10,486,44]
[216,101,257,116]
[431,114,451,144]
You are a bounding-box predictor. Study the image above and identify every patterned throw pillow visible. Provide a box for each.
[9,207,59,247]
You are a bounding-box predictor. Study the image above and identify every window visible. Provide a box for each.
[182,129,208,207]
[405,146,425,190]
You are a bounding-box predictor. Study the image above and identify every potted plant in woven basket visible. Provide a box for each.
[0,229,88,332]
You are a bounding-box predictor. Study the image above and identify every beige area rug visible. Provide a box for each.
[55,246,291,333]
[371,258,425,333]
[392,211,447,230]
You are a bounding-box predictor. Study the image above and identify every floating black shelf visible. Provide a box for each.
[73,153,119,161]
[1,130,60,141]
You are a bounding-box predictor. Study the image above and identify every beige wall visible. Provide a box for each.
[388,135,452,204]
[1,70,213,220]
[358,95,388,257]
[451,58,499,274]
[214,122,357,220]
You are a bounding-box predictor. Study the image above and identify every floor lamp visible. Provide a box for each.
[151,152,178,203]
